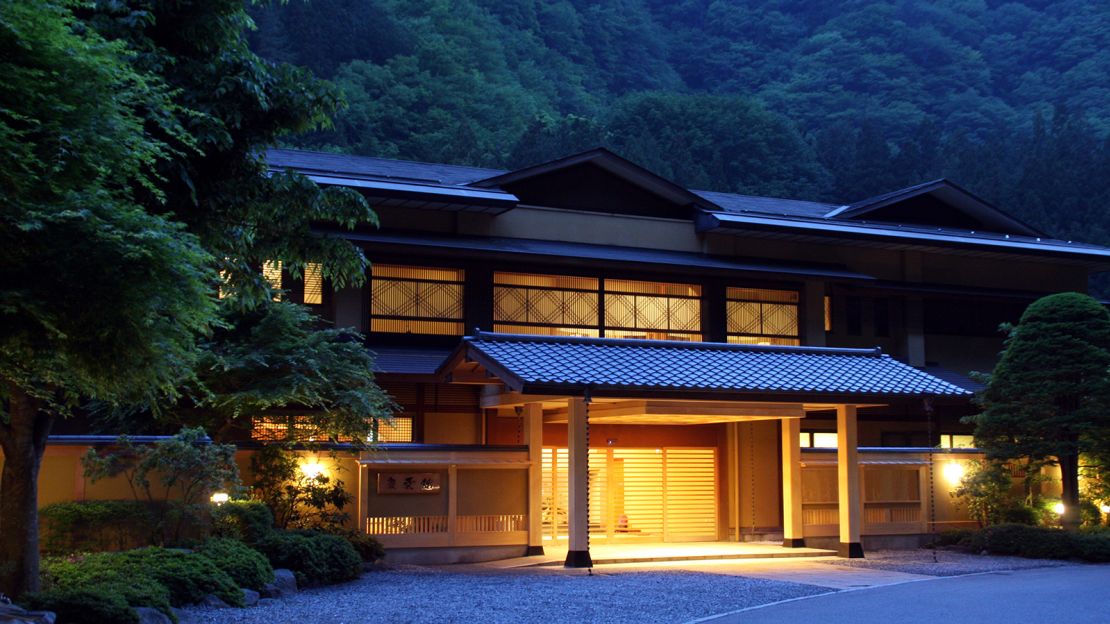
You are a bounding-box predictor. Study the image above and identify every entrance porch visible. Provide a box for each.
[533,541,835,566]
[439,331,972,567]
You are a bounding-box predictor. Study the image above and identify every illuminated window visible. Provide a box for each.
[262,261,283,301]
[799,431,812,448]
[603,279,702,341]
[494,272,600,337]
[370,264,464,335]
[251,415,413,443]
[303,262,324,305]
[824,296,832,332]
[940,434,976,449]
[811,432,838,448]
[726,287,800,345]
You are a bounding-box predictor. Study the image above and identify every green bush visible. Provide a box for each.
[44,547,242,608]
[999,504,1040,526]
[22,586,139,624]
[954,523,1110,562]
[211,500,274,545]
[328,528,385,563]
[255,531,361,586]
[39,500,155,554]
[196,538,274,590]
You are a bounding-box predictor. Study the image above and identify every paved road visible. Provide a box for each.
[700,565,1110,624]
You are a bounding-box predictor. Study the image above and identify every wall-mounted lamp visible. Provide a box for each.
[941,461,965,486]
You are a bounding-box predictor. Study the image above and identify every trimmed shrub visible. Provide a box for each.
[41,557,174,617]
[211,500,274,545]
[39,500,154,554]
[954,523,1110,562]
[255,531,361,587]
[329,528,385,563]
[999,504,1040,526]
[22,586,139,624]
[196,538,274,590]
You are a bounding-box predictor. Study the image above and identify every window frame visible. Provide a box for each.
[369,263,466,337]
[725,287,801,346]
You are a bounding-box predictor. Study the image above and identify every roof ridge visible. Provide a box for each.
[468,330,885,358]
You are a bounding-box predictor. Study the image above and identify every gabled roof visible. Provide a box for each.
[470,148,716,209]
[440,332,972,403]
[694,190,837,219]
[267,148,504,185]
[826,179,1043,236]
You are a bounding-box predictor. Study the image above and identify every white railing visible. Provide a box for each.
[456,514,527,533]
[366,515,448,535]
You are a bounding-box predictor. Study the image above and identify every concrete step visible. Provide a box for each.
[526,544,837,567]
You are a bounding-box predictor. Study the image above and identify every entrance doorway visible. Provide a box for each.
[541,447,718,543]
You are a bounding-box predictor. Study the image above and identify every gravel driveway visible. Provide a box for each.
[823,548,1071,576]
[182,565,828,624]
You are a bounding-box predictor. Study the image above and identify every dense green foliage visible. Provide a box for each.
[970,293,1110,529]
[196,538,275,591]
[22,586,140,624]
[39,500,154,555]
[251,0,1110,266]
[249,446,353,530]
[943,524,1110,562]
[52,548,243,607]
[254,531,362,586]
[211,500,277,545]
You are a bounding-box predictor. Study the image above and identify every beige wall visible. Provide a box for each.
[457,469,526,516]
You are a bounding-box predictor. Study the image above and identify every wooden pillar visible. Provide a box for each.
[524,403,545,556]
[836,405,864,558]
[565,398,592,568]
[781,418,805,547]
[447,464,458,547]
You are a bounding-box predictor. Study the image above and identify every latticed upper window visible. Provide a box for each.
[303,262,324,305]
[251,415,413,444]
[370,264,464,335]
[726,287,800,345]
[604,279,702,341]
[493,272,600,337]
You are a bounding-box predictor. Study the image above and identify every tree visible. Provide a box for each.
[0,0,215,596]
[969,292,1110,529]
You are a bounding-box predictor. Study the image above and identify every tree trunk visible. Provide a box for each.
[0,382,54,598]
[1059,453,1081,531]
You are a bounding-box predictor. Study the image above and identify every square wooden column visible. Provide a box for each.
[837,404,864,558]
[781,418,805,547]
[524,403,545,556]
[565,398,592,568]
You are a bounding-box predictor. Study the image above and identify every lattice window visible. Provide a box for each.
[251,415,413,443]
[262,261,283,301]
[726,287,800,345]
[303,262,324,305]
[493,272,600,337]
[603,279,702,341]
[370,264,464,335]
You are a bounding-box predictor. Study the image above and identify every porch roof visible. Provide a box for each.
[440,332,974,403]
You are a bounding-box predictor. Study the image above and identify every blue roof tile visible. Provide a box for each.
[452,332,972,399]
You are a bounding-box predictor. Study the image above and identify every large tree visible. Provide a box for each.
[970,292,1110,529]
[0,0,216,596]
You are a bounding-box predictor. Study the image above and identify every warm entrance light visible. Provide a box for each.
[1100,503,1110,514]
[1053,502,1066,515]
[941,461,965,485]
[210,492,229,505]
[301,461,326,479]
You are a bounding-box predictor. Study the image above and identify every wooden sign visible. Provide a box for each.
[377,472,441,494]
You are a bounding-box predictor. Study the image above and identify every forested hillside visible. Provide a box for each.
[250,0,1110,264]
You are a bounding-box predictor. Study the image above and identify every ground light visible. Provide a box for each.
[1053,502,1066,515]
[941,461,965,486]
[210,492,229,505]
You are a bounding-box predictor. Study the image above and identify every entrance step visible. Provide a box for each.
[527,542,836,567]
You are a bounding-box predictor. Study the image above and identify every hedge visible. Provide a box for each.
[196,538,275,590]
[39,500,154,555]
[254,531,361,587]
[22,586,139,624]
[947,523,1110,562]
[211,500,275,545]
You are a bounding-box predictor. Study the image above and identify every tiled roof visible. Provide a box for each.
[451,332,972,399]
[267,148,504,185]
[693,189,836,219]
[372,347,452,375]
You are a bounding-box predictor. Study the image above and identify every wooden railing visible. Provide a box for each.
[366,515,448,535]
[864,502,921,525]
[456,514,526,533]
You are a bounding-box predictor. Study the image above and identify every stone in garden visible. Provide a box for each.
[199,594,230,609]
[241,589,260,607]
[0,603,56,624]
[135,607,172,624]
[269,569,298,596]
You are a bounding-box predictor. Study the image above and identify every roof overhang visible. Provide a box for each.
[438,332,974,407]
[329,230,874,281]
[697,210,1110,266]
[287,172,518,214]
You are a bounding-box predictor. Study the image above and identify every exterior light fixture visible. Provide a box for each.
[301,461,326,479]
[210,492,229,505]
[941,461,965,486]
[1100,504,1110,514]
[1053,502,1065,515]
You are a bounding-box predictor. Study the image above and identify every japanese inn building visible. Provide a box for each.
[33,147,1110,566]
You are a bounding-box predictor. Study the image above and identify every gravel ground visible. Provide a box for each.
[181,565,828,624]
[823,548,1073,576]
